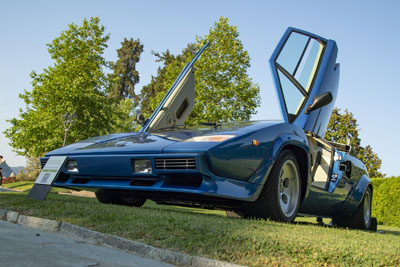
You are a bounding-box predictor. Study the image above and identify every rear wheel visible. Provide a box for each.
[333,186,372,230]
[245,150,301,222]
[95,189,146,207]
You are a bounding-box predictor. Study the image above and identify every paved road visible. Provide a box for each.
[0,220,174,267]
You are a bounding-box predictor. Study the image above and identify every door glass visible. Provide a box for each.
[277,33,309,75]
[275,32,324,120]
[278,69,305,115]
[294,39,324,91]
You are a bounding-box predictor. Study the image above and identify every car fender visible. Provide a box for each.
[249,132,311,201]
[343,174,372,215]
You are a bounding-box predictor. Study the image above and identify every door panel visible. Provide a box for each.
[147,69,194,131]
[270,28,340,137]
[142,42,209,132]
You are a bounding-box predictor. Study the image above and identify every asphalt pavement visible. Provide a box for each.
[0,220,174,267]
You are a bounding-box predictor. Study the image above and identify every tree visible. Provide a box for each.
[16,157,41,181]
[107,38,144,133]
[325,108,361,155]
[357,145,384,178]
[139,45,196,117]
[108,38,144,102]
[111,98,141,133]
[139,17,260,124]
[4,17,114,157]
[325,108,384,177]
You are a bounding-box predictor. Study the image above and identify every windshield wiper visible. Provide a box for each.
[200,122,221,128]
[153,125,186,132]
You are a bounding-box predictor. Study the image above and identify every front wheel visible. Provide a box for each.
[95,189,146,207]
[245,150,301,222]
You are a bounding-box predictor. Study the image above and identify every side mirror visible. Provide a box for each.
[305,92,333,114]
[135,110,146,126]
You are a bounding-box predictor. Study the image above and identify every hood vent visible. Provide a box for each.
[154,158,196,170]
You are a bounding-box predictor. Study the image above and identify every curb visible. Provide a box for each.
[0,208,242,267]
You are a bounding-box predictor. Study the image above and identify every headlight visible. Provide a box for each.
[133,159,153,174]
[184,135,236,142]
[67,160,79,172]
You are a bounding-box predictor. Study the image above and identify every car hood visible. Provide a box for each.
[46,120,282,156]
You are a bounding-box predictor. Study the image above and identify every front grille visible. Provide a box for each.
[154,158,196,170]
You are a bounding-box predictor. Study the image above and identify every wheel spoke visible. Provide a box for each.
[363,190,371,225]
[280,193,289,211]
[278,159,300,218]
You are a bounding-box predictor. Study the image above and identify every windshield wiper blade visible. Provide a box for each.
[153,125,186,131]
[200,122,221,128]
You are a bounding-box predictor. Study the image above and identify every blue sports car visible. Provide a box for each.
[42,28,374,230]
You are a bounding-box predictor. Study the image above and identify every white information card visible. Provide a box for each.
[34,156,68,185]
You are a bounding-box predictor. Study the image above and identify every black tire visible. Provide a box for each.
[369,217,378,232]
[95,189,146,207]
[333,186,372,230]
[245,150,301,223]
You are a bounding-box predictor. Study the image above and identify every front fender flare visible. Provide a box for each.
[249,133,310,201]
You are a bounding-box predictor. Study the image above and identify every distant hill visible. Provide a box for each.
[11,166,25,174]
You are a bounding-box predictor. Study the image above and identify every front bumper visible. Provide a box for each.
[41,152,261,202]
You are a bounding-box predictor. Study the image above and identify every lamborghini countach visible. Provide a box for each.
[41,28,374,230]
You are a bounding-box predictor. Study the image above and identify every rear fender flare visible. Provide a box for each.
[344,175,372,215]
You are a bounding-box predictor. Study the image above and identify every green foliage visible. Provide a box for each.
[372,177,400,227]
[139,46,194,117]
[110,98,140,133]
[108,38,144,102]
[14,157,41,181]
[357,145,384,177]
[4,17,114,157]
[325,108,384,177]
[325,108,360,154]
[140,17,260,124]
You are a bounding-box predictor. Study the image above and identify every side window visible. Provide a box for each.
[275,32,324,120]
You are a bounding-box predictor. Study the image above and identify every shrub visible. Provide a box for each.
[372,177,400,227]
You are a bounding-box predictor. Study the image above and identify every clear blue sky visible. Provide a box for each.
[1,0,399,176]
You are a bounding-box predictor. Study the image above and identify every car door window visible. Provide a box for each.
[277,69,304,115]
[275,32,324,120]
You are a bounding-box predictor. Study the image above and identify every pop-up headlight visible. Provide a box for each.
[66,160,79,172]
[133,159,153,174]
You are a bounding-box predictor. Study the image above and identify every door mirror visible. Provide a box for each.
[305,92,332,114]
[135,110,146,126]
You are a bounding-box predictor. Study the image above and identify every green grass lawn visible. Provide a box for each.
[1,190,400,266]
[1,181,35,191]
[1,181,70,193]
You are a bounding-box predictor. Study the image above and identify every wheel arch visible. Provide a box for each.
[282,144,310,203]
[344,174,372,215]
[252,132,311,202]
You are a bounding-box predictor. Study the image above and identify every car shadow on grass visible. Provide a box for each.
[377,227,400,236]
